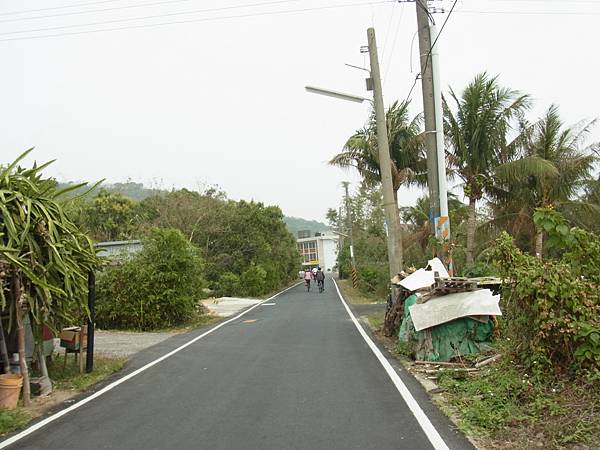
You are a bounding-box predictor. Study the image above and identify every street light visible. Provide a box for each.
[304,86,371,104]
[305,28,403,280]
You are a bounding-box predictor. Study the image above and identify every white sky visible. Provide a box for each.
[2,0,599,222]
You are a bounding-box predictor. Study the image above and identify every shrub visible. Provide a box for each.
[217,272,241,297]
[97,228,206,330]
[492,229,600,375]
[240,264,267,297]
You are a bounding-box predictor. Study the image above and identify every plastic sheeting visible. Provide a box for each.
[408,289,501,332]
[399,293,496,362]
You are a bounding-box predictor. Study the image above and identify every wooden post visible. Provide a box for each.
[86,271,95,373]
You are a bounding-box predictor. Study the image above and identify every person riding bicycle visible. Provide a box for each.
[303,269,313,290]
[315,267,325,291]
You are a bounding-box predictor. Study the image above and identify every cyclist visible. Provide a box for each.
[315,267,325,292]
[303,268,313,291]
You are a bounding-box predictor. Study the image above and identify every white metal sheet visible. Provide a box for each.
[408,289,502,331]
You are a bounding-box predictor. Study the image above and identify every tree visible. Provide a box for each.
[82,189,140,241]
[0,150,100,405]
[97,228,206,330]
[492,105,597,257]
[330,100,426,269]
[444,72,531,265]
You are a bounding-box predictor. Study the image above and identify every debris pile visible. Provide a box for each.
[389,258,502,362]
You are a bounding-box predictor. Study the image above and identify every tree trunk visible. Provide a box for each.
[466,196,477,266]
[535,228,543,259]
[0,318,10,374]
[12,274,30,406]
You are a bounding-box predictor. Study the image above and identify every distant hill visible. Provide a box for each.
[56,181,161,200]
[283,216,330,237]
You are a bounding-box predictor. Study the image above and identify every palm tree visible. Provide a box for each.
[492,105,597,257]
[330,100,426,269]
[444,72,530,266]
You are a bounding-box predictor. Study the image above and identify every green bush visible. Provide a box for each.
[240,264,267,297]
[492,226,600,374]
[217,272,241,297]
[97,228,206,330]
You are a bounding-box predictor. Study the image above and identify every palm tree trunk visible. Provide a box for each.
[466,196,477,266]
[535,228,543,259]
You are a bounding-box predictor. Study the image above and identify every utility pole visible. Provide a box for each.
[415,1,452,275]
[367,27,402,278]
[342,181,358,288]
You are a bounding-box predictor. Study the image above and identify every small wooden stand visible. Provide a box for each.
[59,326,87,373]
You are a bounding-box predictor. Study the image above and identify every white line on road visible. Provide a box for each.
[0,282,302,449]
[261,303,276,305]
[332,279,450,450]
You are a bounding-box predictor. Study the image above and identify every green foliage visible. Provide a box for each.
[0,409,31,435]
[240,264,267,297]
[217,272,241,297]
[80,189,141,241]
[492,229,600,374]
[0,149,100,331]
[96,228,206,330]
[438,355,600,447]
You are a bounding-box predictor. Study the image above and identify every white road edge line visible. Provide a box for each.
[332,279,449,450]
[0,282,302,449]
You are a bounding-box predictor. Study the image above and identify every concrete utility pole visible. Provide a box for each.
[342,181,358,287]
[415,1,452,274]
[367,27,402,278]
[416,0,440,223]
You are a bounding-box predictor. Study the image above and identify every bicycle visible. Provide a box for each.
[305,279,311,292]
[317,279,324,293]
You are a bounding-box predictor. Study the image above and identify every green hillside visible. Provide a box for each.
[283,216,330,237]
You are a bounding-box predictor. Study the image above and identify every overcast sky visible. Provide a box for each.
[2,0,599,222]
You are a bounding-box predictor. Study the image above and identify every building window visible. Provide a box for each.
[298,240,319,264]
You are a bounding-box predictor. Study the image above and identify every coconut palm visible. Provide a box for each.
[491,105,597,256]
[444,72,531,265]
[330,100,426,269]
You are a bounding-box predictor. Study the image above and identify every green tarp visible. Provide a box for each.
[399,294,495,362]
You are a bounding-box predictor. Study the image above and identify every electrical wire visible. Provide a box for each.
[380,0,396,61]
[0,0,393,42]
[0,0,302,23]
[382,0,406,86]
[456,9,600,16]
[403,0,457,104]
[0,0,308,36]
[0,0,120,17]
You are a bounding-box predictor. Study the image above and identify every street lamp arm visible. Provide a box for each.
[304,86,372,104]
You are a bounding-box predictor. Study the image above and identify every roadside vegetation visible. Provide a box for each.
[330,72,600,449]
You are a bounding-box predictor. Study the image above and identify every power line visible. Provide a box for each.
[456,9,600,16]
[382,0,406,86]
[0,0,121,17]
[0,0,301,23]
[0,0,393,42]
[403,0,457,103]
[0,0,306,36]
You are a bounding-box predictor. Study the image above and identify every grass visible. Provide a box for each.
[366,311,385,330]
[0,356,125,436]
[436,350,600,449]
[0,409,30,436]
[336,279,385,304]
[48,355,125,392]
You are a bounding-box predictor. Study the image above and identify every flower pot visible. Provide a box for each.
[0,374,23,410]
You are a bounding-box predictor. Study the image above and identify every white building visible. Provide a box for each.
[297,233,339,272]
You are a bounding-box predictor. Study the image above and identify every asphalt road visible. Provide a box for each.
[6,278,474,450]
